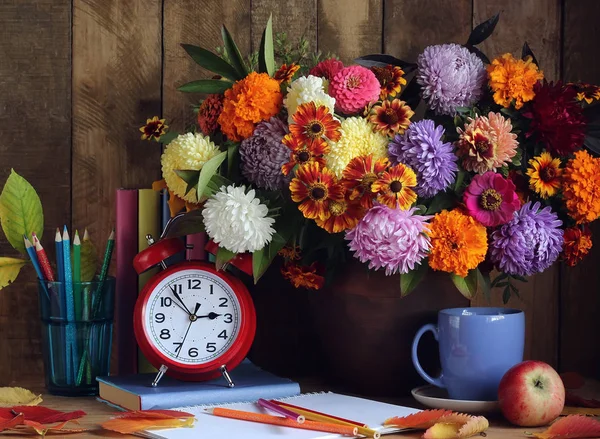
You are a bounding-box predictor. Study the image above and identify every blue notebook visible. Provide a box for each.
[96,360,301,410]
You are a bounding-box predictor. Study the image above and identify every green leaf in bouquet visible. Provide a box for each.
[174,170,201,195]
[511,148,522,167]
[400,263,428,297]
[159,131,179,145]
[414,204,428,215]
[521,41,539,66]
[490,271,508,288]
[466,13,500,46]
[465,45,490,65]
[353,54,417,74]
[162,210,206,239]
[499,165,509,177]
[477,269,491,302]
[197,151,227,200]
[221,25,249,79]
[450,268,479,299]
[502,286,511,304]
[178,79,233,94]
[181,44,242,81]
[252,232,287,284]
[425,192,454,215]
[0,169,44,254]
[454,170,467,192]
[400,76,422,109]
[202,174,232,198]
[258,14,275,76]
[226,141,241,182]
[80,234,98,282]
[215,246,236,271]
[0,257,27,290]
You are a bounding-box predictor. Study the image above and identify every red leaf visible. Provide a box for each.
[0,406,86,423]
[0,413,24,432]
[19,419,88,435]
[532,415,600,438]
[384,410,454,429]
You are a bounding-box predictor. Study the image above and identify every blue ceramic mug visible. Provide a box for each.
[412,307,525,401]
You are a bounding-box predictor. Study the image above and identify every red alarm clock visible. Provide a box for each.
[132,236,256,386]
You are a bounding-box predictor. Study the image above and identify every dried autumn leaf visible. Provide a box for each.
[101,416,194,434]
[423,423,461,439]
[0,413,24,432]
[456,416,489,438]
[531,415,600,439]
[384,409,453,429]
[117,409,194,420]
[19,420,88,435]
[423,416,489,439]
[0,406,86,423]
[0,387,42,407]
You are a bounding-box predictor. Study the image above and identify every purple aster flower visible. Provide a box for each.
[417,43,486,115]
[388,119,458,198]
[489,201,564,276]
[239,117,290,190]
[346,205,431,275]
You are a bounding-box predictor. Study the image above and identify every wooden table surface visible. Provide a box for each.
[0,393,547,438]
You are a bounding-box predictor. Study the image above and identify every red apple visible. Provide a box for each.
[498,360,565,427]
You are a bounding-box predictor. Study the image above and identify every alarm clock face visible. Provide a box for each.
[143,268,241,365]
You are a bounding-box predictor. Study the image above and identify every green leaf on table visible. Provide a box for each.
[400,263,428,297]
[0,257,27,290]
[0,169,44,254]
[80,236,98,282]
[197,151,227,201]
[181,44,242,81]
[215,247,236,271]
[258,14,275,76]
[159,131,179,145]
[450,269,479,299]
[221,25,249,79]
[466,13,500,46]
[252,232,287,284]
[177,79,233,94]
[174,170,201,196]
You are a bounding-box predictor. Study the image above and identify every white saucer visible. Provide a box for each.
[411,385,500,414]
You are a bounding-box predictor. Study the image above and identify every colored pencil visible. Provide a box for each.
[55,228,64,285]
[205,407,358,436]
[63,226,78,384]
[272,400,379,438]
[73,230,82,321]
[92,229,114,315]
[257,398,304,423]
[32,232,55,282]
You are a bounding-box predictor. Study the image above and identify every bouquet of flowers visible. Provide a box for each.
[142,15,600,301]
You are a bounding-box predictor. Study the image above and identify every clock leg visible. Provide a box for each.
[220,365,235,388]
[151,364,169,387]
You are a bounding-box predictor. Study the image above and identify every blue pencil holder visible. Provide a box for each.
[38,277,115,396]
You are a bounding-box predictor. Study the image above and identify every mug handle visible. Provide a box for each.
[411,323,445,388]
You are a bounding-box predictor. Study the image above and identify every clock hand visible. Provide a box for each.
[170,286,192,315]
[195,312,221,320]
[176,303,201,359]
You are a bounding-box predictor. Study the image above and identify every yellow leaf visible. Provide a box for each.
[102,416,194,434]
[457,416,489,438]
[0,387,42,407]
[424,423,461,439]
[0,257,27,290]
[0,169,44,254]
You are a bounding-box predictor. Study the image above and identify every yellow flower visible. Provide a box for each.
[563,150,600,223]
[526,152,562,199]
[487,54,544,109]
[140,116,168,141]
[326,117,388,178]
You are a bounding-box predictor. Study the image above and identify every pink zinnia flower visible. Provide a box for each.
[329,65,381,114]
[456,112,518,174]
[309,58,344,82]
[464,172,521,227]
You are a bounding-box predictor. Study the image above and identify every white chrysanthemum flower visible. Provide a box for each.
[284,75,336,123]
[161,133,220,203]
[202,185,275,254]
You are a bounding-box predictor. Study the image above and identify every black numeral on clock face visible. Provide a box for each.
[218,297,228,307]
[155,313,165,323]
[209,284,214,294]
[173,342,182,353]
[160,297,172,307]
[224,313,233,323]
[187,279,201,289]
[218,329,228,340]
[188,347,199,357]
[206,342,216,353]
[160,329,171,339]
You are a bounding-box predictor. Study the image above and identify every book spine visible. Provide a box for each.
[141,382,301,410]
[116,189,139,376]
[137,189,159,374]
[186,233,206,261]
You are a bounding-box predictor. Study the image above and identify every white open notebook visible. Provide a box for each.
[140,392,420,439]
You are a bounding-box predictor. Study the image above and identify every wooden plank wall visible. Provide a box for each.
[1,0,599,387]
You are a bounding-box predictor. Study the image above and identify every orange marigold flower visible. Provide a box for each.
[281,262,325,290]
[428,209,488,277]
[289,102,341,146]
[570,82,600,104]
[368,99,414,137]
[563,150,600,223]
[341,155,389,209]
[278,245,301,260]
[217,72,283,141]
[562,226,593,267]
[274,63,300,83]
[526,152,562,199]
[371,163,417,210]
[487,54,544,109]
[140,116,168,141]
[281,134,329,176]
[371,65,407,99]
[289,162,345,220]
[315,195,365,233]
